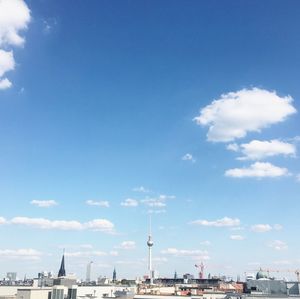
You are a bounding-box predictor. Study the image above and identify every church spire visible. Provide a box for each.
[58,250,66,277]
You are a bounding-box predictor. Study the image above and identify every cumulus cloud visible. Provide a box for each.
[121,198,138,207]
[251,224,282,233]
[0,248,42,260]
[30,200,58,208]
[230,139,296,161]
[0,77,12,90]
[194,88,297,142]
[0,217,6,224]
[0,0,30,89]
[10,217,115,233]
[230,235,245,241]
[86,200,110,208]
[182,153,196,162]
[116,241,136,250]
[0,0,30,47]
[0,49,14,75]
[225,162,289,178]
[269,240,288,251]
[191,217,240,227]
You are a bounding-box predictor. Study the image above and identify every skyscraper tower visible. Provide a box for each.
[86,261,93,283]
[58,251,66,277]
[147,216,154,284]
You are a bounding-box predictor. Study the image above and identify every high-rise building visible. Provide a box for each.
[6,272,17,281]
[86,261,93,283]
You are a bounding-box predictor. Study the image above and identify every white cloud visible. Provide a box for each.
[132,186,149,193]
[194,88,297,142]
[0,217,6,224]
[191,217,240,227]
[142,194,175,209]
[142,199,166,207]
[234,139,296,161]
[30,200,58,208]
[161,248,210,260]
[86,200,110,208]
[0,0,30,47]
[66,251,107,258]
[230,235,245,241]
[182,153,196,162]
[0,49,14,77]
[0,77,12,89]
[227,143,239,152]
[225,162,289,178]
[10,217,115,233]
[84,219,115,233]
[269,240,288,251]
[251,224,276,233]
[116,241,136,250]
[0,0,30,89]
[121,198,138,207]
[0,248,42,260]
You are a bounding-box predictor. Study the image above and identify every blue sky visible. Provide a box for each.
[0,0,300,281]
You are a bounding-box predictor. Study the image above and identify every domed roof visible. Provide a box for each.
[256,269,268,280]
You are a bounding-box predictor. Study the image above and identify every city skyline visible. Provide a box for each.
[0,0,300,280]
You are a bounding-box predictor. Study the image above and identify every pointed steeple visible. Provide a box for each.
[58,250,66,277]
[112,267,116,283]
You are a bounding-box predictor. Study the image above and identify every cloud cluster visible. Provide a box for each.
[9,217,115,233]
[195,88,296,142]
[182,153,196,162]
[116,241,136,250]
[0,248,42,260]
[230,235,245,241]
[191,217,240,227]
[121,194,175,212]
[0,0,30,89]
[228,139,296,161]
[251,224,282,233]
[30,200,58,208]
[86,200,110,208]
[121,198,138,207]
[269,240,288,251]
[161,248,210,260]
[225,162,289,178]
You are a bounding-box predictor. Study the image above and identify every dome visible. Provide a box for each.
[256,269,268,280]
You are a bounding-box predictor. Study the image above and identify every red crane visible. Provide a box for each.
[195,263,205,279]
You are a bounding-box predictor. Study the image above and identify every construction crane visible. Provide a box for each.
[195,263,204,279]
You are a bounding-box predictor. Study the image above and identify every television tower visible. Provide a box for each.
[147,215,154,284]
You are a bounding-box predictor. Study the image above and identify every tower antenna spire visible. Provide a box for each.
[147,214,154,284]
